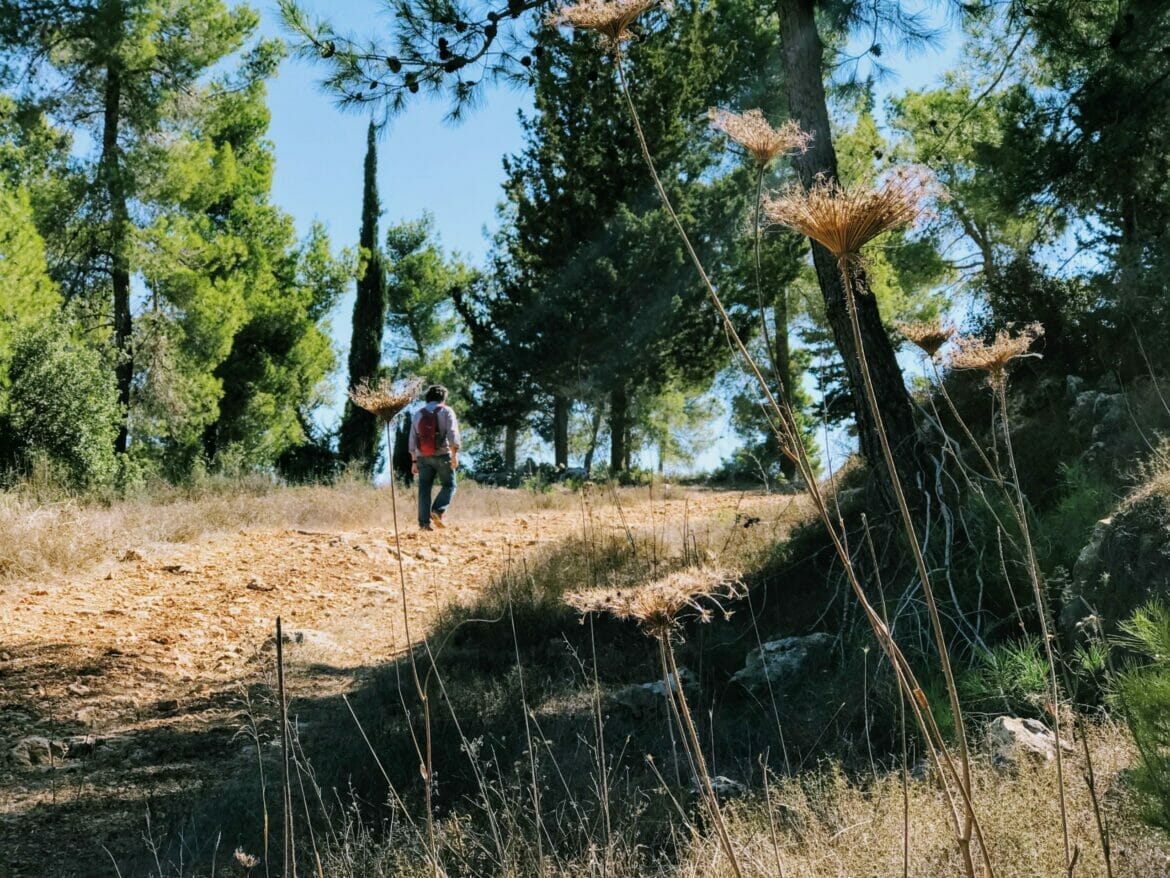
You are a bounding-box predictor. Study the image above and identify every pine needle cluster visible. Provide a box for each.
[348,376,422,422]
[948,322,1044,392]
[708,108,812,167]
[547,0,664,47]
[567,567,742,637]
[897,318,955,360]
[764,165,943,261]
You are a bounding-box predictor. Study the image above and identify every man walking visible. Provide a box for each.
[409,384,461,531]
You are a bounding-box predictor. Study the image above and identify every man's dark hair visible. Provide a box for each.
[424,384,448,403]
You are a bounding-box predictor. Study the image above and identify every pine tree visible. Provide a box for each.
[0,0,268,454]
[338,121,387,471]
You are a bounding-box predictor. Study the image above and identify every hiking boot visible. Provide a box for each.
[419,523,433,532]
[431,512,446,529]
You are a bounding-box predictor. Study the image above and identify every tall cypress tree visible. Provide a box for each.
[338,121,386,470]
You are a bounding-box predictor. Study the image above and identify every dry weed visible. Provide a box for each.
[708,108,811,167]
[547,0,664,47]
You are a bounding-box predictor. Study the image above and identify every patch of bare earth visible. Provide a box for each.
[0,487,802,877]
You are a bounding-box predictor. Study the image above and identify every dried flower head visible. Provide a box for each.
[708,108,812,167]
[948,322,1044,392]
[234,848,260,870]
[348,376,422,422]
[547,0,664,47]
[567,567,742,637]
[896,318,955,360]
[764,165,944,261]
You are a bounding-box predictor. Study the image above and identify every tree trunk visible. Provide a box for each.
[773,291,798,481]
[609,387,627,473]
[504,423,518,471]
[583,407,603,475]
[776,0,920,496]
[393,416,413,486]
[100,60,132,455]
[553,395,569,468]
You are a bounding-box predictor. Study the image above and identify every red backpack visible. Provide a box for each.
[416,406,443,456]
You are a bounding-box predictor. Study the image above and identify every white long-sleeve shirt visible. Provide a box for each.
[408,402,461,457]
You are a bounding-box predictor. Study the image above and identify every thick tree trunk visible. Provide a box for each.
[504,423,518,471]
[773,292,797,481]
[609,387,627,473]
[553,395,569,468]
[776,0,920,494]
[100,60,132,454]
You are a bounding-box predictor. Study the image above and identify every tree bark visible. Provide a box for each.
[553,395,569,468]
[100,59,132,454]
[583,407,602,474]
[776,0,920,494]
[504,423,518,471]
[609,387,627,473]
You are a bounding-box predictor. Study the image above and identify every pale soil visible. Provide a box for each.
[0,486,803,877]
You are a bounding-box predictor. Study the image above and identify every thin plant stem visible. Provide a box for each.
[837,260,980,875]
[611,41,992,878]
[275,617,298,878]
[994,383,1073,873]
[658,634,744,878]
[759,753,788,878]
[385,420,442,878]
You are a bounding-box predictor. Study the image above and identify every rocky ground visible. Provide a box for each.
[0,486,801,877]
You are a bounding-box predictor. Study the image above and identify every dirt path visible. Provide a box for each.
[0,487,800,877]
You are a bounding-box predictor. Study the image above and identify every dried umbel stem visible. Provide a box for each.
[547,0,664,48]
[708,107,812,167]
[567,567,742,638]
[897,318,955,360]
[348,376,422,422]
[764,165,943,262]
[948,322,1044,393]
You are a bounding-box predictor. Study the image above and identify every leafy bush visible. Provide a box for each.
[2,322,120,490]
[1116,602,1170,834]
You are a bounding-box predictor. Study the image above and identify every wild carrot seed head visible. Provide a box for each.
[567,567,742,637]
[348,376,422,422]
[546,0,665,48]
[948,322,1044,392]
[897,318,956,360]
[708,108,812,167]
[764,165,944,261]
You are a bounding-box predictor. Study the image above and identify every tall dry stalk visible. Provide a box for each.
[275,617,298,878]
[569,569,749,878]
[350,376,445,877]
[549,5,991,874]
[950,324,1074,874]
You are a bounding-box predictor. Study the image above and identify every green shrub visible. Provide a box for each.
[1116,602,1170,834]
[960,637,1051,719]
[3,321,121,490]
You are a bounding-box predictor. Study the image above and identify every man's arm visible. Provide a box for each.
[407,411,419,472]
[446,408,461,469]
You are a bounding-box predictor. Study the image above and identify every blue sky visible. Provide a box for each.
[258,1,962,472]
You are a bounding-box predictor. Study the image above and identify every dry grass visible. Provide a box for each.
[0,475,752,585]
[316,723,1168,877]
[677,726,1167,878]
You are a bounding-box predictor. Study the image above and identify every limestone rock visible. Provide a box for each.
[732,632,834,693]
[610,669,697,716]
[9,736,66,768]
[987,716,1072,767]
[1064,483,1170,638]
